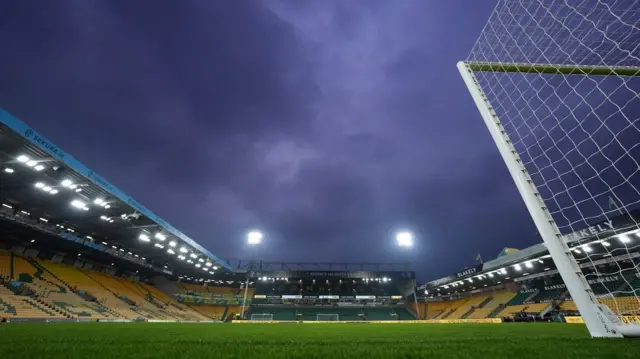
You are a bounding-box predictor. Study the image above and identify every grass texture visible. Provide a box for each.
[1,322,640,359]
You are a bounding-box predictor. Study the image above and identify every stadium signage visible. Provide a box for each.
[455,265,483,278]
[29,132,66,159]
[60,232,105,252]
[318,295,339,299]
[87,171,114,192]
[562,221,614,243]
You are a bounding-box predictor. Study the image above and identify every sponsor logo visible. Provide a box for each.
[24,128,66,159]
[87,170,114,192]
[562,221,614,243]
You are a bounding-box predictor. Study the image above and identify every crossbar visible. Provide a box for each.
[466,61,640,77]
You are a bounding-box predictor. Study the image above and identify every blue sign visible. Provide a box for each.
[0,108,230,270]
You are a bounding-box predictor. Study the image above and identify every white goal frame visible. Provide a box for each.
[316,313,339,321]
[250,313,273,321]
[458,61,640,338]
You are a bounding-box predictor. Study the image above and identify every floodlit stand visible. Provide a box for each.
[458,60,640,338]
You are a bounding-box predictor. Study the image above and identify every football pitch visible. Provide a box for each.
[1,323,639,359]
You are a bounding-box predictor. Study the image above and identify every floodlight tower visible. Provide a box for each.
[241,230,263,319]
[395,230,420,318]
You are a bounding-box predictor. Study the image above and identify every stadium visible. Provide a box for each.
[2,1,640,358]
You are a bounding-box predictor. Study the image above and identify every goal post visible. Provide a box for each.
[316,314,339,322]
[250,313,273,321]
[459,0,640,338]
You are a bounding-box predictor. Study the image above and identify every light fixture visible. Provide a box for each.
[42,186,52,192]
[583,245,592,253]
[619,235,631,244]
[198,258,204,263]
[108,219,114,223]
[49,189,59,195]
[154,243,164,249]
[247,230,263,245]
[139,234,150,242]
[105,205,111,209]
[168,241,176,247]
[34,165,45,171]
[61,180,73,187]
[67,228,74,233]
[205,262,212,267]
[500,268,507,275]
[574,249,582,254]
[189,253,197,259]
[75,188,82,192]
[94,198,104,205]
[83,206,89,211]
[525,262,533,269]
[26,160,37,167]
[195,264,201,268]
[20,211,30,215]
[17,155,29,163]
[39,217,48,222]
[71,199,86,209]
[213,266,218,270]
[154,233,166,241]
[179,247,188,253]
[514,264,522,271]
[167,249,175,254]
[4,168,14,173]
[102,242,108,245]
[100,215,108,220]
[35,182,45,188]
[69,184,78,189]
[601,241,610,247]
[178,255,186,260]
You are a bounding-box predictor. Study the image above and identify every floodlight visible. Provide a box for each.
[155,233,166,241]
[167,249,175,254]
[49,189,59,195]
[179,247,188,253]
[34,165,45,171]
[35,182,45,188]
[42,186,52,192]
[247,230,263,245]
[601,241,610,247]
[583,245,593,253]
[94,198,104,205]
[189,253,197,259]
[75,188,82,193]
[205,262,212,267]
[525,261,533,269]
[139,234,150,242]
[154,243,164,249]
[396,231,413,247]
[69,184,78,189]
[178,255,186,260]
[71,199,86,209]
[4,168,14,173]
[61,179,73,187]
[514,264,522,271]
[168,241,176,247]
[619,235,631,244]
[39,217,48,222]
[574,249,582,254]
[17,155,29,163]
[105,205,111,209]
[26,160,37,167]
[213,266,218,270]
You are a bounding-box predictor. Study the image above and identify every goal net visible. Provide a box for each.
[316,314,339,321]
[458,0,640,338]
[250,313,273,321]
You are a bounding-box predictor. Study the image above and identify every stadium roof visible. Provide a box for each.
[0,108,231,276]
[419,211,640,296]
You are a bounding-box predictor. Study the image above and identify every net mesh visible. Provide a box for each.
[466,0,640,316]
[250,313,273,321]
[316,314,339,321]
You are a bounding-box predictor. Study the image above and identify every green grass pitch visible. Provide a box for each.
[1,323,639,358]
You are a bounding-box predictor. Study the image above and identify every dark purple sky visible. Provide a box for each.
[0,0,540,281]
